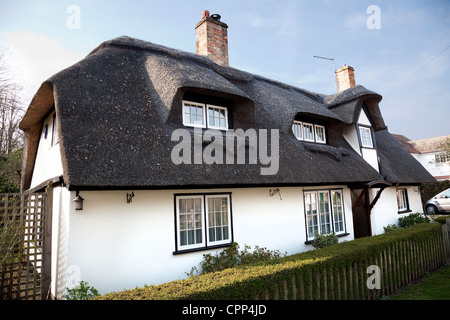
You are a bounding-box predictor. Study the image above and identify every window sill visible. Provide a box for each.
[398,209,412,214]
[304,233,350,245]
[173,243,231,255]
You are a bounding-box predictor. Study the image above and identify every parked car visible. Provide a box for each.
[425,188,450,214]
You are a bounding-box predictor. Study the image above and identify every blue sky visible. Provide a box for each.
[1,0,449,140]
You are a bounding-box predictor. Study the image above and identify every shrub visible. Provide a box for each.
[65,281,100,300]
[383,224,401,233]
[96,223,444,300]
[434,215,450,225]
[398,212,429,228]
[311,231,338,249]
[188,242,285,276]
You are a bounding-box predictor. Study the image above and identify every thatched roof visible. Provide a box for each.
[19,36,435,191]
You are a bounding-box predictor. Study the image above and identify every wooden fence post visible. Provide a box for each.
[41,185,53,300]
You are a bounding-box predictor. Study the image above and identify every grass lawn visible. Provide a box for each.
[389,264,450,300]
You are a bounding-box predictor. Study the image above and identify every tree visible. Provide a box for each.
[0,49,24,192]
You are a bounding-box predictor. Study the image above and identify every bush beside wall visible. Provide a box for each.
[97,223,446,300]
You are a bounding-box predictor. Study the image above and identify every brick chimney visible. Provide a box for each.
[195,10,229,67]
[335,65,356,92]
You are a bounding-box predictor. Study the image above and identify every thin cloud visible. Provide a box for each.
[0,31,85,102]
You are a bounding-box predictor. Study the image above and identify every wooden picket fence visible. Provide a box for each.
[99,222,449,300]
[0,193,47,300]
[252,221,450,300]
[442,218,450,262]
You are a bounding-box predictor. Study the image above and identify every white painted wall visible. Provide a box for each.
[343,124,360,155]
[370,186,424,235]
[411,152,450,179]
[55,186,354,295]
[30,112,63,189]
[50,186,72,300]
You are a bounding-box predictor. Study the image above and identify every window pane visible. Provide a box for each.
[332,191,344,233]
[292,121,303,140]
[305,192,318,239]
[180,230,187,246]
[315,125,326,143]
[360,127,373,148]
[183,102,205,127]
[207,196,230,243]
[318,191,331,234]
[397,189,408,211]
[207,106,228,129]
[178,196,203,248]
[303,123,314,141]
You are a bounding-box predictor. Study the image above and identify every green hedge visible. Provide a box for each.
[96,223,445,300]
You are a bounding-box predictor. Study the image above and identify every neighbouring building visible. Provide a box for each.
[19,11,435,298]
[393,134,450,181]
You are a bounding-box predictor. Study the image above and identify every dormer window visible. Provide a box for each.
[292,120,326,144]
[359,126,373,148]
[182,100,229,130]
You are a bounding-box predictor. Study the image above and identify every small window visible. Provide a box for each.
[292,121,303,140]
[183,101,206,128]
[396,188,409,213]
[303,123,315,142]
[51,113,59,146]
[314,125,326,144]
[43,124,48,139]
[182,100,229,130]
[435,153,449,164]
[292,120,327,144]
[359,126,373,148]
[207,105,228,130]
[176,195,204,250]
[175,194,232,252]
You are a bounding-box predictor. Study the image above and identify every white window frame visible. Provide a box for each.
[292,120,327,144]
[175,195,205,251]
[304,191,318,241]
[359,126,373,148]
[175,194,232,252]
[182,100,206,128]
[182,100,229,130]
[318,191,332,235]
[305,189,346,241]
[396,188,409,213]
[206,105,229,130]
[331,190,345,234]
[292,121,303,140]
[205,194,232,246]
[314,124,326,144]
[303,122,315,142]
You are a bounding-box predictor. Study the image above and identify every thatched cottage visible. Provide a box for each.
[19,11,434,297]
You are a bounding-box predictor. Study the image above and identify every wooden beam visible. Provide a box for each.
[369,187,386,212]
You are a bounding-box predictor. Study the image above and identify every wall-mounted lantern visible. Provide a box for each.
[73,192,84,210]
[126,191,135,204]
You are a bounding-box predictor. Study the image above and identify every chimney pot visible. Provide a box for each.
[202,10,210,19]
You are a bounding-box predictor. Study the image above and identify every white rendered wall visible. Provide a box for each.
[30,112,63,189]
[370,186,424,235]
[59,186,354,294]
[50,186,72,300]
[412,152,450,179]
